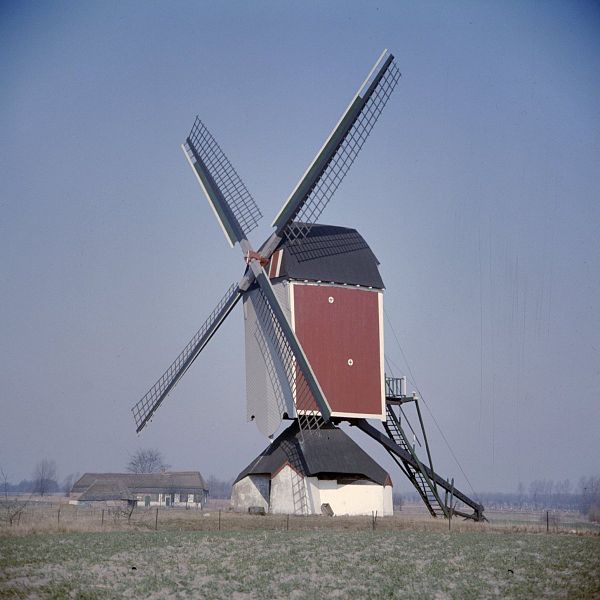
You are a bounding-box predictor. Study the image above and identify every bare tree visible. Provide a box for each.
[61,472,80,497]
[579,475,600,521]
[553,478,572,507]
[393,491,404,511]
[32,459,58,497]
[516,482,525,508]
[126,448,170,474]
[0,466,28,526]
[206,475,233,499]
[555,479,571,496]
[529,480,541,508]
[529,479,555,508]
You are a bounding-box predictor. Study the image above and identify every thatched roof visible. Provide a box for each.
[235,423,392,486]
[71,472,207,502]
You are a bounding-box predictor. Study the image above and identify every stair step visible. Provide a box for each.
[386,407,448,516]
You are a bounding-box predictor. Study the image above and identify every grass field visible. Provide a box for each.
[1,528,599,599]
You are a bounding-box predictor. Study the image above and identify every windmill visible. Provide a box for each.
[131,50,485,521]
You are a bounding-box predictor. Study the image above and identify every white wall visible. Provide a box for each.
[271,471,394,516]
[71,492,204,508]
[270,466,294,514]
[314,480,393,516]
[383,485,393,515]
[231,475,269,512]
[152,493,201,507]
[232,471,394,516]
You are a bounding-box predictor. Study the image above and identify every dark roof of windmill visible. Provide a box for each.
[234,422,392,486]
[271,223,384,289]
[71,472,207,501]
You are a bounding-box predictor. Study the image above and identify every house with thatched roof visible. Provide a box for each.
[70,472,208,508]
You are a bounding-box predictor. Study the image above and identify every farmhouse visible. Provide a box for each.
[70,472,208,508]
[232,423,393,516]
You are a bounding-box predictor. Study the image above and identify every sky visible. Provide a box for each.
[1,1,599,497]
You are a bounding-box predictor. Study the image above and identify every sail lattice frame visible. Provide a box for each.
[185,118,263,235]
[284,60,401,244]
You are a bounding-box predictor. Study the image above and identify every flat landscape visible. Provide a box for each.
[1,507,599,599]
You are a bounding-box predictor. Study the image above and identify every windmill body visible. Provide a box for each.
[231,422,394,516]
[245,224,386,437]
[131,50,485,520]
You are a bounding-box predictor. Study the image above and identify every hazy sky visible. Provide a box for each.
[1,1,599,497]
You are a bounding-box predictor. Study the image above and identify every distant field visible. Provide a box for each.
[1,529,599,599]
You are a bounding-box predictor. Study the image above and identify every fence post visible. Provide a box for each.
[372,511,377,530]
[57,508,60,525]
[101,509,104,526]
[286,514,290,531]
[546,510,549,533]
[218,510,221,531]
[155,507,159,531]
[449,477,454,532]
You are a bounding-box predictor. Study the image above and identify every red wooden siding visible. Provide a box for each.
[292,284,384,418]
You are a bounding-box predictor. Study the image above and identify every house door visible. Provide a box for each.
[144,496,150,507]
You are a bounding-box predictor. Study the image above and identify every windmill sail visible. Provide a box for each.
[244,286,294,436]
[131,283,241,433]
[183,118,263,247]
[272,49,400,244]
[248,262,332,427]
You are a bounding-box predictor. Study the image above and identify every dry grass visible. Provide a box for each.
[0,528,599,599]
[1,502,597,538]
[1,504,598,598]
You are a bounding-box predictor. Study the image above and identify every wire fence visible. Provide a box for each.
[1,502,598,535]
